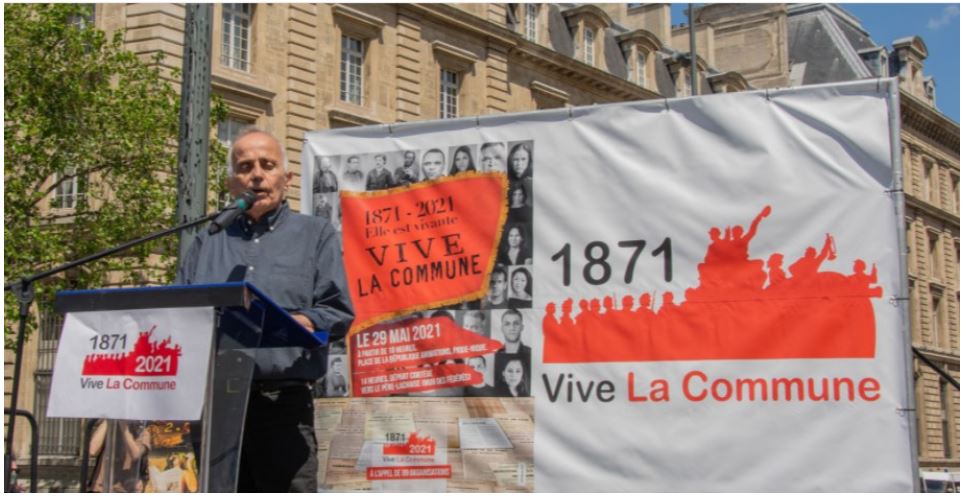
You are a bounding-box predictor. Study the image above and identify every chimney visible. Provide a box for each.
[891,36,930,104]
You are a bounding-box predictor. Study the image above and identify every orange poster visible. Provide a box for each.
[341,173,508,333]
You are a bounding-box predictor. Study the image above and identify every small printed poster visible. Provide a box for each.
[47,307,215,420]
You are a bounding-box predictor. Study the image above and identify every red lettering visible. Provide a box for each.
[833,377,855,401]
[627,372,647,402]
[859,378,880,401]
[683,370,708,401]
[711,379,732,401]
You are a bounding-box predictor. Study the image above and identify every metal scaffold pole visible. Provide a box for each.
[176,4,214,261]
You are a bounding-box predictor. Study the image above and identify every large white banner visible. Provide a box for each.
[302,80,913,491]
[47,307,215,421]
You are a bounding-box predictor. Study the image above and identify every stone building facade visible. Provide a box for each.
[694,2,960,479]
[6,2,956,489]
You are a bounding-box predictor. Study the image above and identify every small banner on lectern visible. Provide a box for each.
[47,307,215,420]
[300,80,912,491]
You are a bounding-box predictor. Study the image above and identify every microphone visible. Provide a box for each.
[208,190,256,234]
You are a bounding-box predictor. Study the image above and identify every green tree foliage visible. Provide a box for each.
[4,4,226,343]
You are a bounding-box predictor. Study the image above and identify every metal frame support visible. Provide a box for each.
[4,279,34,493]
[886,78,922,492]
[4,409,39,493]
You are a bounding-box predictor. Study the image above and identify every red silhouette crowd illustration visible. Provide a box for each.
[543,206,882,363]
[82,326,182,376]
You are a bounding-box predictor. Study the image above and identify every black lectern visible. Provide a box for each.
[53,282,329,492]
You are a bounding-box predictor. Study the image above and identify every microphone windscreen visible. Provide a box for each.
[238,190,256,210]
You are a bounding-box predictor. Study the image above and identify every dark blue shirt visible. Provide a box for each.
[176,202,354,380]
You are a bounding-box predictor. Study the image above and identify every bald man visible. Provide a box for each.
[177,127,354,492]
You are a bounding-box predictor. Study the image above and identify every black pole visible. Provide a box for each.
[913,347,960,390]
[5,409,39,492]
[4,284,33,493]
[4,211,220,294]
[2,210,220,492]
[79,418,99,493]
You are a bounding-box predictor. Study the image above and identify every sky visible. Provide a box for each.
[671,3,960,123]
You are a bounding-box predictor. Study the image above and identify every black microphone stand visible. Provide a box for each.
[3,210,222,492]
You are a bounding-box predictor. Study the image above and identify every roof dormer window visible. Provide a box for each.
[583,28,595,66]
[525,4,539,42]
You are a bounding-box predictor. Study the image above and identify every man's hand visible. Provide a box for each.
[291,313,315,331]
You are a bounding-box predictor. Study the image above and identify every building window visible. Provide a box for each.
[909,281,920,341]
[505,4,520,29]
[914,373,925,456]
[34,310,82,457]
[68,4,95,28]
[928,230,941,280]
[221,4,252,71]
[340,35,365,105]
[950,173,959,213]
[955,240,961,281]
[525,4,539,42]
[930,291,944,347]
[217,116,253,203]
[217,117,250,149]
[922,158,935,202]
[439,69,459,119]
[902,145,913,192]
[583,28,595,66]
[940,378,952,458]
[635,53,647,85]
[53,168,84,210]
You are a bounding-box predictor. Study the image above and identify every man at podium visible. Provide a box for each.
[177,127,354,492]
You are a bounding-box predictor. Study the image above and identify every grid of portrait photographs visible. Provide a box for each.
[310,140,535,399]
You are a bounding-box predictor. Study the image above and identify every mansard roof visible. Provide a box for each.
[786,3,876,84]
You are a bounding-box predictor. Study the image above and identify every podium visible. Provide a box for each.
[52,282,329,492]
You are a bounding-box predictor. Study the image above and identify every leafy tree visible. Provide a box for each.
[4,4,226,344]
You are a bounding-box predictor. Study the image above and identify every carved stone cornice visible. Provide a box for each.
[328,108,381,127]
[211,74,275,118]
[211,74,275,103]
[707,71,752,92]
[913,345,961,367]
[399,4,661,102]
[900,89,960,154]
[332,4,385,38]
[561,5,614,28]
[402,4,518,48]
[905,195,960,227]
[529,80,569,103]
[432,40,478,71]
[615,29,663,53]
[512,41,661,101]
